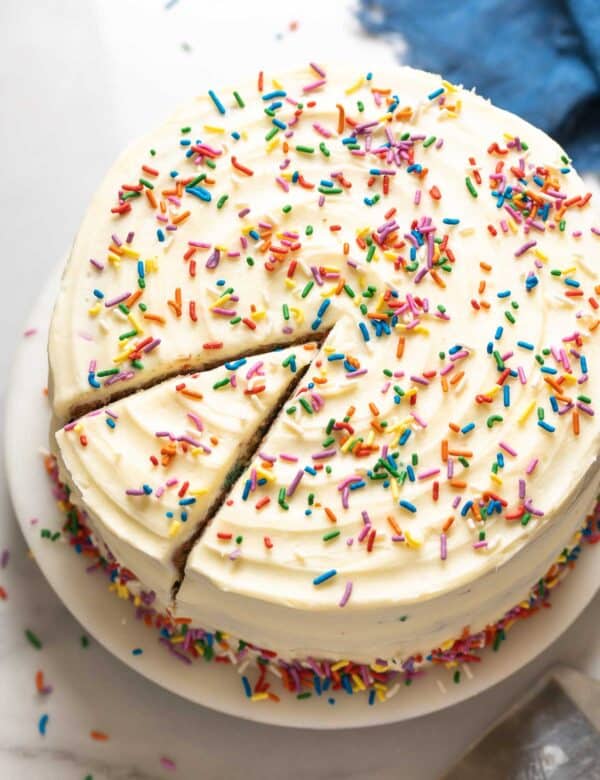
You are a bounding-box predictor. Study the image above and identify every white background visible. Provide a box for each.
[0,1,598,777]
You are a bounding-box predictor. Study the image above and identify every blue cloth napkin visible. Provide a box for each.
[358,0,600,171]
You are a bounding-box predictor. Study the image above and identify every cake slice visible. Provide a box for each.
[54,344,315,606]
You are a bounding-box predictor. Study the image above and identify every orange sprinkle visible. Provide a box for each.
[324,507,337,523]
[442,516,454,532]
[396,335,405,359]
[231,156,254,176]
[90,731,109,742]
[441,439,449,462]
[573,409,580,436]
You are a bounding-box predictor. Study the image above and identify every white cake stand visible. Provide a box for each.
[5,266,600,729]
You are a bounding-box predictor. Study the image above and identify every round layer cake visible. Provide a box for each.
[50,63,600,665]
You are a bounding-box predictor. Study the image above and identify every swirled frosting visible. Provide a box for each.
[50,63,600,662]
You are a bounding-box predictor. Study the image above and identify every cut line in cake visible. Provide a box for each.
[54,334,340,606]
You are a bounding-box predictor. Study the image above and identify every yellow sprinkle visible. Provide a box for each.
[533,249,548,263]
[284,278,296,290]
[351,674,366,692]
[405,529,423,549]
[490,473,503,486]
[251,693,269,702]
[563,373,577,384]
[442,79,459,93]
[507,218,518,234]
[340,436,357,453]
[88,304,101,317]
[256,468,275,482]
[170,635,185,644]
[74,423,83,433]
[121,246,140,259]
[365,430,375,447]
[145,259,159,273]
[168,520,182,539]
[266,138,280,153]
[376,688,386,702]
[345,77,364,95]
[272,78,284,89]
[562,266,577,275]
[390,479,399,502]
[250,310,267,322]
[518,400,536,424]
[321,283,341,298]
[203,125,225,133]
[190,488,209,497]
[128,314,142,334]
[331,660,350,672]
[213,293,233,308]
[289,306,304,323]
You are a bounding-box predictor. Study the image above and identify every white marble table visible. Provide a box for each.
[1,2,598,777]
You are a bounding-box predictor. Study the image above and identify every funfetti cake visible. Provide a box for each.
[50,63,600,669]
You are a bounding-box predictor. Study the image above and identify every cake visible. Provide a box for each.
[49,63,600,671]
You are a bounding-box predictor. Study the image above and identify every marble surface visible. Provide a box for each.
[0,2,598,778]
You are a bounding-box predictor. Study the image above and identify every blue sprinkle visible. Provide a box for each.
[327,352,345,361]
[317,299,331,318]
[241,479,252,501]
[406,464,415,482]
[142,484,153,495]
[262,90,286,100]
[428,87,444,100]
[495,326,503,340]
[503,385,510,407]
[399,429,411,446]
[106,417,116,429]
[242,676,252,697]
[38,714,49,736]
[517,341,534,350]
[313,569,337,586]
[368,689,376,706]
[442,218,460,225]
[179,497,196,506]
[359,322,370,342]
[93,289,104,299]
[88,372,100,389]
[581,356,588,373]
[538,420,556,433]
[399,500,417,513]
[185,185,212,202]
[132,647,143,656]
[157,229,165,242]
[461,422,475,434]
[208,89,226,114]
[461,500,473,517]
[497,290,511,299]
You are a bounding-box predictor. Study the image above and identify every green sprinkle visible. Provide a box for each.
[282,303,290,320]
[319,142,331,157]
[296,145,315,154]
[25,629,42,649]
[233,91,245,108]
[282,204,292,214]
[423,136,436,148]
[505,311,516,324]
[265,127,278,142]
[246,256,255,266]
[305,225,314,236]
[119,329,137,341]
[318,186,342,194]
[301,281,314,298]
[213,378,230,390]
[139,177,154,189]
[465,177,478,198]
[322,530,341,542]
[216,194,229,209]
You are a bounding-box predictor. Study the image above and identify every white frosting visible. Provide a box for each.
[50,63,600,662]
[55,345,313,603]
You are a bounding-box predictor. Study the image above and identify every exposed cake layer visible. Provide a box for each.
[55,345,314,603]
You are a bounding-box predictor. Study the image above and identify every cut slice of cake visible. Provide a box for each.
[54,344,316,606]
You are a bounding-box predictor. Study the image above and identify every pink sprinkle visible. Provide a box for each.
[440,533,447,561]
[339,581,353,608]
[418,468,440,480]
[499,441,518,457]
[23,328,38,337]
[473,541,488,550]
[303,79,326,93]
[514,240,537,258]
[279,453,298,463]
[187,413,204,431]
[160,757,176,771]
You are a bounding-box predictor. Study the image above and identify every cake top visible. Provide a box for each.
[51,63,600,611]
